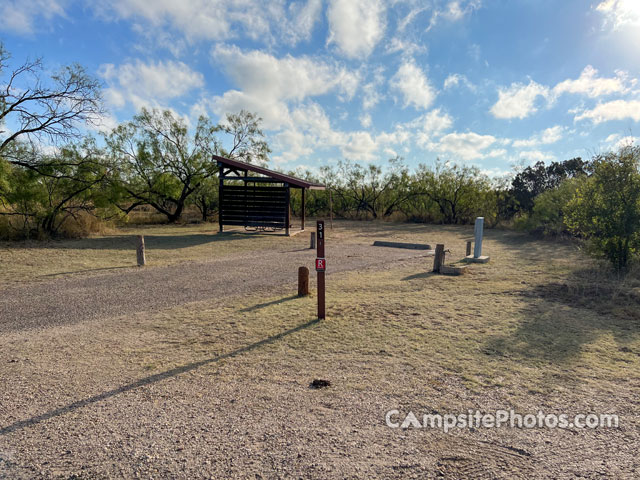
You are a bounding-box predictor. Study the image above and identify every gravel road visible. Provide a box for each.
[0,244,430,333]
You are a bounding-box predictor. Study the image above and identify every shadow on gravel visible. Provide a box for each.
[0,317,320,436]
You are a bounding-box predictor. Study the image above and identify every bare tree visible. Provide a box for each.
[0,44,103,156]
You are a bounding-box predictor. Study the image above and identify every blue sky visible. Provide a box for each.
[2,0,640,176]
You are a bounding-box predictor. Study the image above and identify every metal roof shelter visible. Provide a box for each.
[215,154,325,236]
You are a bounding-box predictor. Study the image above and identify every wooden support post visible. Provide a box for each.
[466,241,472,257]
[285,185,291,236]
[301,188,305,231]
[298,267,310,296]
[317,220,325,319]
[433,244,445,273]
[136,235,146,267]
[218,175,224,233]
[310,231,316,249]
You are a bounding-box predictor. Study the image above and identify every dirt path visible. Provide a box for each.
[0,244,430,333]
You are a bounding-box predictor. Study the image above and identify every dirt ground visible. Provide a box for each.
[0,221,639,479]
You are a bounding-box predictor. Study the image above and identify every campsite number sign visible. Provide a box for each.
[317,220,326,319]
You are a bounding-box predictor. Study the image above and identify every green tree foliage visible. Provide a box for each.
[411,161,495,224]
[516,177,584,236]
[0,139,110,237]
[508,158,590,216]
[565,146,640,270]
[106,109,270,223]
[319,157,414,219]
[106,108,221,223]
[190,177,219,222]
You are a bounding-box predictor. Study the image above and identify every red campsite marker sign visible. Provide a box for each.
[315,258,326,272]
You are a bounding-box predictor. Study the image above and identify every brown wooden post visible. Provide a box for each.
[466,241,472,257]
[310,231,316,249]
[298,266,310,296]
[136,235,146,267]
[301,188,305,231]
[317,220,325,319]
[433,243,445,273]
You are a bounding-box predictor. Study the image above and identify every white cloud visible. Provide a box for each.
[426,0,482,31]
[99,59,204,111]
[342,131,378,161]
[360,113,373,128]
[211,45,359,130]
[574,99,640,124]
[213,45,358,103]
[0,0,66,34]
[443,73,475,91]
[518,150,555,163]
[490,80,551,119]
[390,60,437,110]
[327,0,386,59]
[397,6,427,31]
[362,67,386,110]
[491,65,636,121]
[512,126,564,148]
[605,133,638,150]
[596,0,640,29]
[408,108,453,147]
[553,65,631,98]
[96,0,322,47]
[428,131,497,161]
[89,112,120,134]
[272,102,347,163]
[284,0,324,45]
[385,37,427,57]
[274,101,415,164]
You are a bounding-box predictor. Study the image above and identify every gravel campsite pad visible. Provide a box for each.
[0,222,638,479]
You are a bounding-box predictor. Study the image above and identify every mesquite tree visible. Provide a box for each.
[0,44,103,156]
[106,108,221,223]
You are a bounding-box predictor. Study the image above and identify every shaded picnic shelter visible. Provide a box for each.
[214,155,325,236]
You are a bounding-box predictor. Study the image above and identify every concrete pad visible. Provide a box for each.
[439,264,469,276]
[372,241,432,250]
[463,255,490,264]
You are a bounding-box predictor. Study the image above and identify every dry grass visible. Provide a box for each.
[0,223,297,285]
[1,220,639,478]
[0,219,473,284]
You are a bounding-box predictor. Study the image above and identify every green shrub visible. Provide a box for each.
[566,145,640,270]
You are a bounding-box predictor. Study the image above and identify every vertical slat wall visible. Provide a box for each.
[220,184,289,229]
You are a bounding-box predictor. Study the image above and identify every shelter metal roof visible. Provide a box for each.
[214,154,325,190]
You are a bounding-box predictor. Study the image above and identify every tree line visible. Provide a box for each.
[1,45,639,270]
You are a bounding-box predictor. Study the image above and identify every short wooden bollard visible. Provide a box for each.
[466,241,472,257]
[136,235,146,267]
[298,266,310,296]
[310,232,316,249]
[433,244,445,273]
